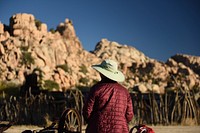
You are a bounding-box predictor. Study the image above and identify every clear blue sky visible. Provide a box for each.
[0,0,199,62]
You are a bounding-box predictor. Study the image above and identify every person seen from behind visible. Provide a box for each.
[83,59,134,133]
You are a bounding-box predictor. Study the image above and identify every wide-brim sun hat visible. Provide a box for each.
[92,59,125,82]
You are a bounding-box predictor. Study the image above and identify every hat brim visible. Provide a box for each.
[92,65,125,82]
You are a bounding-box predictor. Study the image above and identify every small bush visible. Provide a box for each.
[35,19,42,28]
[92,79,99,85]
[43,80,59,91]
[56,64,71,73]
[0,81,20,97]
[21,52,35,66]
[79,64,88,74]
[79,77,89,84]
[76,86,90,91]
[20,46,29,51]
[49,28,56,33]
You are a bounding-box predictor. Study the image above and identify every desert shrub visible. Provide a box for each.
[35,19,42,28]
[79,64,88,74]
[21,52,35,66]
[152,78,162,84]
[43,80,59,91]
[79,77,89,84]
[56,64,71,73]
[0,81,20,97]
[92,79,98,85]
[76,86,90,90]
[20,46,29,51]
[20,45,34,66]
[49,28,56,33]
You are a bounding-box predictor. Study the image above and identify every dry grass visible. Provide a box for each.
[181,118,197,126]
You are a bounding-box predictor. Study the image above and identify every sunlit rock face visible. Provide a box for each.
[0,13,199,94]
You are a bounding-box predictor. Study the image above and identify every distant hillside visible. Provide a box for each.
[0,13,199,95]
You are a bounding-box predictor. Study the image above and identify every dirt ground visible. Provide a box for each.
[4,125,200,133]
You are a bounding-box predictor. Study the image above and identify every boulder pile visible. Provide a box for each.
[0,13,199,95]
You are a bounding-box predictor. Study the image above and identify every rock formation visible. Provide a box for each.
[0,13,199,96]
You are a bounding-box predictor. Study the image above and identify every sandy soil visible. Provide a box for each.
[147,126,200,133]
[4,125,200,133]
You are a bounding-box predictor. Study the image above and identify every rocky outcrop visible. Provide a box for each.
[170,54,200,76]
[0,13,199,95]
[0,13,100,92]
